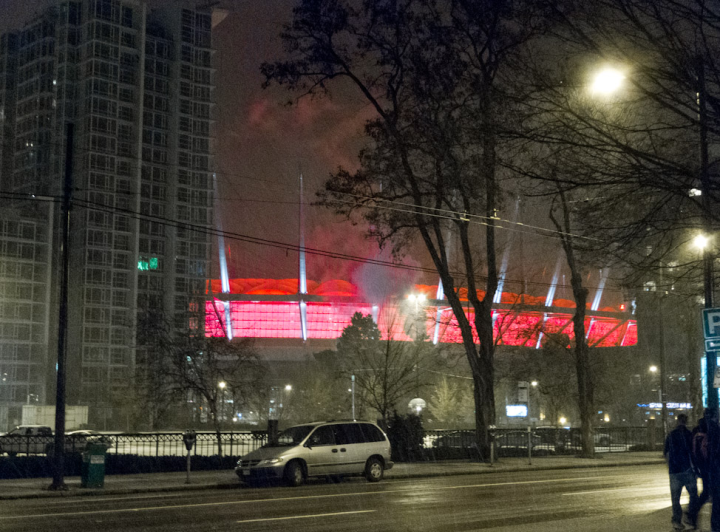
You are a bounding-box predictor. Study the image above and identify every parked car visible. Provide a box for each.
[534,427,575,452]
[570,431,612,447]
[495,431,554,455]
[431,431,475,449]
[235,420,393,486]
[0,425,53,456]
[46,430,114,455]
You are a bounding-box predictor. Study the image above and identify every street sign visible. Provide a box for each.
[703,308,720,340]
[707,339,720,352]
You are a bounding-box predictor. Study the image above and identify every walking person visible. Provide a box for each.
[664,413,699,530]
[706,407,720,532]
[686,409,715,529]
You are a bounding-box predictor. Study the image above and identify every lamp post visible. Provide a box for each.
[218,381,226,427]
[530,380,538,421]
[694,234,717,410]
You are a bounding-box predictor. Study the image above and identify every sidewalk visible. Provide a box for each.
[0,452,664,500]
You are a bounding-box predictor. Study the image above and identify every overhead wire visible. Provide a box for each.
[0,189,642,295]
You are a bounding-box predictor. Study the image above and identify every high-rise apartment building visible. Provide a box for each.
[0,0,217,428]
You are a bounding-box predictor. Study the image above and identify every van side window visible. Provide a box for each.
[340,423,365,444]
[361,424,385,442]
[308,426,335,446]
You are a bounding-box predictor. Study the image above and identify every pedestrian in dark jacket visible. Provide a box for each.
[686,409,714,529]
[664,413,699,530]
[704,407,720,532]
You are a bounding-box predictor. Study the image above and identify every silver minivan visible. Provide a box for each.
[235,420,393,486]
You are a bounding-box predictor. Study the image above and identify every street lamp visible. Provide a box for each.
[530,380,538,421]
[218,381,226,425]
[590,67,625,96]
[694,233,717,410]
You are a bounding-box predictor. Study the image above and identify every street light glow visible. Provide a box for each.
[285,384,292,391]
[218,381,226,389]
[694,234,710,250]
[531,380,538,387]
[591,68,625,95]
[649,365,657,373]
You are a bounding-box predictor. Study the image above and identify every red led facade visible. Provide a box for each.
[205,279,637,348]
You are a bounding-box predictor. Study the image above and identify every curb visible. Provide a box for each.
[0,457,666,500]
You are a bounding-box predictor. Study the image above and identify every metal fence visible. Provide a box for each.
[0,432,268,458]
[108,432,268,457]
[0,427,653,459]
[426,426,653,456]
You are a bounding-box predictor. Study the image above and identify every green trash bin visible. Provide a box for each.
[81,442,108,488]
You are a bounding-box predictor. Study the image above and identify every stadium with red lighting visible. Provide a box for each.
[206,278,637,349]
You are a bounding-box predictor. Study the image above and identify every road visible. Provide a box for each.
[0,464,694,531]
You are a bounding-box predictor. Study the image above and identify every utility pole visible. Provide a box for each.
[697,58,717,412]
[49,123,73,491]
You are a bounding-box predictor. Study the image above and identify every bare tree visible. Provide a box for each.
[170,333,265,456]
[263,0,551,459]
[336,312,440,424]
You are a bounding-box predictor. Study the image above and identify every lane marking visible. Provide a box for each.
[0,474,647,520]
[562,486,668,496]
[237,510,375,523]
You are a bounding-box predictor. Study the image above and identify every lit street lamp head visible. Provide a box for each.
[591,67,625,95]
[694,234,710,250]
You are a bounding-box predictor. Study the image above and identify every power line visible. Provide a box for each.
[0,190,637,295]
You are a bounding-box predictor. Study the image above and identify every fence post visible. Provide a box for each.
[527,426,532,465]
[155,434,159,457]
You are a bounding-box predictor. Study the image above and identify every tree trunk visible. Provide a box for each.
[551,190,595,458]
[570,273,594,458]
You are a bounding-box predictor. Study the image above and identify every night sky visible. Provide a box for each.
[0,0,596,304]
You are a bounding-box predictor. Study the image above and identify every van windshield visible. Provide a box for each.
[269,425,314,447]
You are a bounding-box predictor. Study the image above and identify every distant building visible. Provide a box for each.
[0,201,54,429]
[0,0,218,429]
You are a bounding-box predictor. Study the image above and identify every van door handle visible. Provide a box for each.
[340,448,347,452]
[332,448,339,453]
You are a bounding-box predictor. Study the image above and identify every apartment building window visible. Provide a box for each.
[92,0,119,24]
[86,268,111,285]
[87,229,111,248]
[87,249,111,266]
[90,134,116,153]
[118,105,133,121]
[85,287,111,305]
[113,234,129,252]
[121,6,133,28]
[84,307,110,324]
[112,253,129,270]
[114,215,129,232]
[88,211,111,228]
[117,160,132,175]
[120,31,134,48]
[110,349,126,365]
[119,87,133,102]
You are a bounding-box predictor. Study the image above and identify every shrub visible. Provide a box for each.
[386,412,424,462]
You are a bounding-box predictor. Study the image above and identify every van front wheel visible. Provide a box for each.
[365,457,384,482]
[284,460,305,487]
